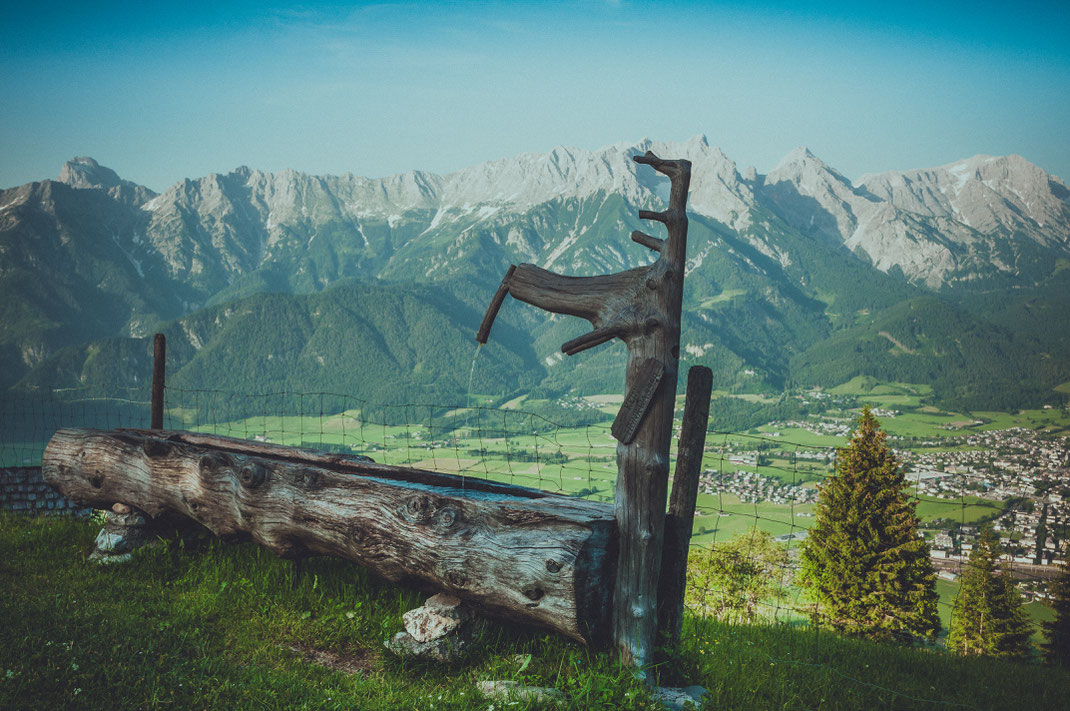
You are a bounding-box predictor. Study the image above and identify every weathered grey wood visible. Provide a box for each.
[481,151,692,670]
[42,427,616,645]
[630,230,664,253]
[151,333,165,430]
[507,262,647,325]
[657,365,713,647]
[611,358,665,445]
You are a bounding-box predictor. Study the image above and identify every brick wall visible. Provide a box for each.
[0,467,94,517]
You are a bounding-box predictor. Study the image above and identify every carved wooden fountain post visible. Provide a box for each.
[477,151,692,669]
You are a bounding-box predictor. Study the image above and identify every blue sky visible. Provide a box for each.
[2,1,1068,191]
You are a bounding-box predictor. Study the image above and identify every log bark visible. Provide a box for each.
[657,365,713,646]
[42,427,617,645]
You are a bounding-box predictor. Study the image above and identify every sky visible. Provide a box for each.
[2,0,1069,192]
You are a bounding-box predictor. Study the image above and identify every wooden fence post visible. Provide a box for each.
[151,333,166,430]
[658,365,713,647]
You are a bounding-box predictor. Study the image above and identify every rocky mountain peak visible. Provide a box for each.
[774,146,821,169]
[57,156,157,207]
[762,146,873,245]
[58,156,123,190]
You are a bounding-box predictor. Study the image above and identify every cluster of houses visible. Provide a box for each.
[697,467,818,505]
[898,426,1069,566]
[700,413,1067,599]
[768,418,854,438]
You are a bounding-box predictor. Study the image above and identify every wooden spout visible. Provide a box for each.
[476,265,516,344]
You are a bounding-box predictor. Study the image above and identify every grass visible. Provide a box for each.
[913,494,1006,525]
[972,409,1070,436]
[0,513,653,711]
[690,494,815,545]
[3,513,1070,710]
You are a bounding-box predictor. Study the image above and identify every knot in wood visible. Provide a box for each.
[445,569,467,587]
[239,461,267,488]
[141,437,172,459]
[293,467,322,490]
[404,495,436,522]
[439,508,458,527]
[198,451,233,476]
[346,522,367,545]
[644,455,667,477]
[523,587,545,604]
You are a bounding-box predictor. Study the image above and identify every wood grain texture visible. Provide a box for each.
[151,334,165,430]
[484,151,692,669]
[42,428,617,645]
[476,265,517,344]
[657,365,713,647]
[610,153,691,671]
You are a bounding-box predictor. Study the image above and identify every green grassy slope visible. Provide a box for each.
[3,514,1068,711]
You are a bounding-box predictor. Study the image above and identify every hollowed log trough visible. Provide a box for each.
[42,427,617,645]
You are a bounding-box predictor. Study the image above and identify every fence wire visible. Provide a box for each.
[1,385,1066,658]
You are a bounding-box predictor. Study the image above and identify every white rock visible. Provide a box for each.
[403,593,472,642]
[654,685,707,711]
[93,528,130,554]
[477,680,565,704]
[384,630,469,663]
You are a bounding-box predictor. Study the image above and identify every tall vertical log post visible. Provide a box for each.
[151,333,166,430]
[477,152,692,669]
[658,365,713,647]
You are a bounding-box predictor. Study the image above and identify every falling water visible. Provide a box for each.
[465,342,483,424]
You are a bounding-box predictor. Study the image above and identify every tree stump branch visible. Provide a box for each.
[476,150,693,669]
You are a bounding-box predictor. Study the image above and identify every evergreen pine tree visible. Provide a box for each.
[1042,544,1070,667]
[799,406,940,643]
[948,526,1032,659]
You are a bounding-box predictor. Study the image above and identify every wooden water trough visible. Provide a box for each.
[42,427,617,645]
[42,150,713,669]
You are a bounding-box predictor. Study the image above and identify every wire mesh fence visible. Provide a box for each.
[1,384,1064,654]
[0,386,153,468]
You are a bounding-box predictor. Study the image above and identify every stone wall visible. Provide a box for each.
[0,467,94,517]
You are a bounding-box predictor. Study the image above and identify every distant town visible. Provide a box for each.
[696,403,1070,601]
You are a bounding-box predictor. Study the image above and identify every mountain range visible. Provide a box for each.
[2,138,1069,412]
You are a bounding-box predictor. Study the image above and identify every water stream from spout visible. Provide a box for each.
[465,342,483,428]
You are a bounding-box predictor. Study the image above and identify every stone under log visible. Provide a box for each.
[42,427,617,645]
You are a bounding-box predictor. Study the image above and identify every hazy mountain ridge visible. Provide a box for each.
[2,140,1069,407]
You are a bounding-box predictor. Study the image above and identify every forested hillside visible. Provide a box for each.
[3,140,1069,411]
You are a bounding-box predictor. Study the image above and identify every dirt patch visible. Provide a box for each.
[288,642,379,676]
